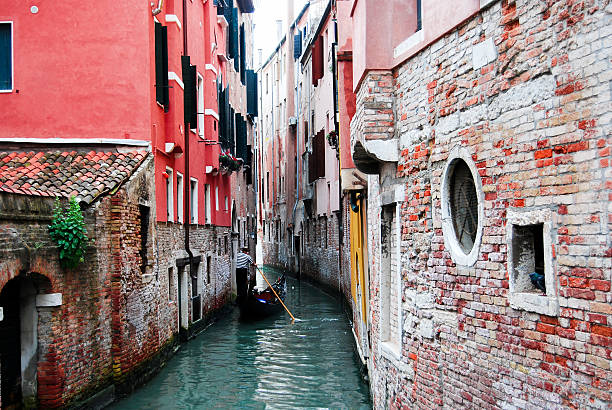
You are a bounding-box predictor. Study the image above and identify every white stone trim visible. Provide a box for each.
[393,29,424,59]
[36,293,62,307]
[205,108,219,120]
[0,138,150,147]
[472,37,498,70]
[217,14,228,29]
[507,208,558,316]
[362,139,399,163]
[205,64,217,75]
[165,14,182,30]
[440,146,484,267]
[168,71,184,89]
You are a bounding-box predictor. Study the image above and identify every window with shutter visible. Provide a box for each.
[0,22,12,91]
[154,22,169,110]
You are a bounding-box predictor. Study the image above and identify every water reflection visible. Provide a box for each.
[110,271,371,409]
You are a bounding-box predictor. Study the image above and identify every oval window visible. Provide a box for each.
[449,159,478,254]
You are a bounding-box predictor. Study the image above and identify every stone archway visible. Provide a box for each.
[0,272,55,408]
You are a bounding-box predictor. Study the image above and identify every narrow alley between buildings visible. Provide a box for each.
[0,0,610,408]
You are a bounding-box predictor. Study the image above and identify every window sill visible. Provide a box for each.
[381,341,401,362]
[509,292,559,316]
[0,89,14,94]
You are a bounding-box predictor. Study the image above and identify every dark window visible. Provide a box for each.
[0,23,12,91]
[155,22,169,110]
[309,130,325,182]
[139,205,150,274]
[450,160,478,253]
[239,23,246,84]
[182,56,197,128]
[206,256,212,284]
[294,32,303,60]
[416,0,422,31]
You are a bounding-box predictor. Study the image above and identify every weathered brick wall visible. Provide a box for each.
[300,213,342,292]
[0,194,114,407]
[361,1,612,408]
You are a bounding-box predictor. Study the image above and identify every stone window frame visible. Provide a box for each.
[507,208,559,316]
[440,146,484,267]
[379,185,404,362]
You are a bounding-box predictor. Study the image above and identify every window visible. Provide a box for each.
[197,73,204,136]
[168,266,175,301]
[190,178,198,224]
[266,73,269,94]
[154,22,169,110]
[0,22,13,92]
[139,205,150,275]
[215,186,219,211]
[416,0,422,31]
[192,262,201,322]
[165,168,174,222]
[441,147,483,266]
[177,173,184,223]
[224,196,228,211]
[507,209,557,316]
[450,160,478,253]
[205,184,212,224]
[206,255,211,284]
[380,203,401,359]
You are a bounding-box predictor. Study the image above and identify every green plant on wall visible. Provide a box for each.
[48,196,88,269]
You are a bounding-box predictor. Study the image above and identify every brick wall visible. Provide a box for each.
[359,1,612,408]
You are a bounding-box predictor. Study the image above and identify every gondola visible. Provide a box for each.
[240,274,286,319]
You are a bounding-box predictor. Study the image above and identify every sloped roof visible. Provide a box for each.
[0,150,148,204]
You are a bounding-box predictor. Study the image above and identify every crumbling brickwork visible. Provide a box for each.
[359,1,612,408]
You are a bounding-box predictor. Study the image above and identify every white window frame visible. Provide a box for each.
[190,178,198,224]
[205,184,212,224]
[0,21,14,93]
[176,172,184,223]
[215,186,219,211]
[197,72,204,137]
[224,195,228,211]
[166,167,174,222]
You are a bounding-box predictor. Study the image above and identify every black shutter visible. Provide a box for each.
[293,32,302,60]
[246,70,258,117]
[155,22,170,110]
[182,56,197,128]
[229,106,235,155]
[229,8,239,62]
[235,114,247,160]
[161,26,169,110]
[239,24,246,84]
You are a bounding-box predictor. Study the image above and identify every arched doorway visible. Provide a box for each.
[0,273,52,408]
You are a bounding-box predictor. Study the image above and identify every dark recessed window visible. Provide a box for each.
[450,160,478,254]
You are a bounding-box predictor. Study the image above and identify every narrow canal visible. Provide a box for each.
[110,269,371,409]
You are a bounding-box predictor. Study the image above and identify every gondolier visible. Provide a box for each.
[236,247,254,304]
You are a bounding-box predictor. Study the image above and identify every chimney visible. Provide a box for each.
[276,19,283,42]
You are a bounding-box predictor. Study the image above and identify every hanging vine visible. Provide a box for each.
[48,197,89,268]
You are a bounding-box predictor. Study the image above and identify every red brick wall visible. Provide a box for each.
[358,0,612,408]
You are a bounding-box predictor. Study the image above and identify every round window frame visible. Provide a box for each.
[441,146,484,266]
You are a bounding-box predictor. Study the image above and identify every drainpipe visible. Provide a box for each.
[182,0,193,338]
[152,0,164,16]
[331,12,343,297]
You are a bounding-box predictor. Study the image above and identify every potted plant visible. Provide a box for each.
[326,130,338,151]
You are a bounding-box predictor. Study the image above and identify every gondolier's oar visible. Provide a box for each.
[254,265,296,324]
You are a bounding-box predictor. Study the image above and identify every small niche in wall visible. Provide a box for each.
[507,209,558,316]
[511,223,545,293]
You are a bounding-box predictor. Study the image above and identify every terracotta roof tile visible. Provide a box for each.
[0,150,149,204]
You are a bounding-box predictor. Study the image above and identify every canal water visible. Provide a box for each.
[110,269,371,409]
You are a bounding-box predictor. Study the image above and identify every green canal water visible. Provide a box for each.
[110,269,371,409]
